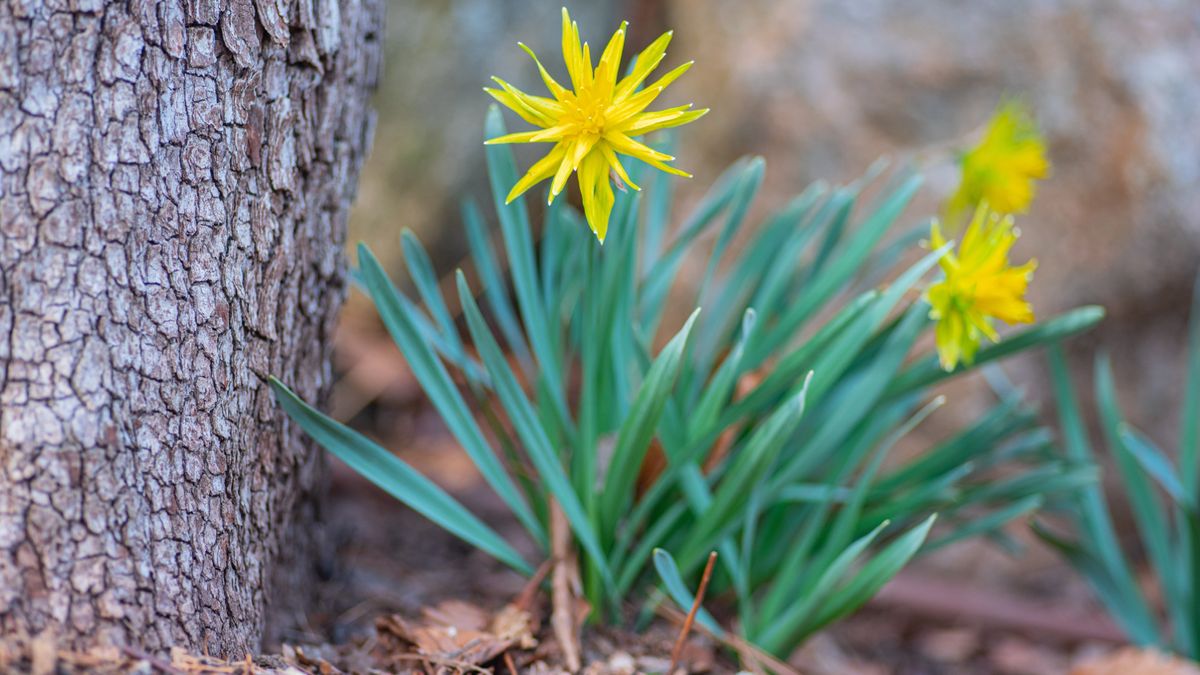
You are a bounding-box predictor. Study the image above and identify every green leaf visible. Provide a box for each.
[800,515,937,637]
[1094,355,1180,635]
[640,158,753,335]
[752,174,922,361]
[924,495,1042,551]
[485,106,571,434]
[755,520,890,652]
[675,376,811,571]
[462,199,534,378]
[600,309,701,535]
[357,243,546,547]
[1032,520,1162,647]
[1048,345,1157,635]
[888,306,1106,396]
[271,378,531,574]
[457,272,615,592]
[1121,426,1191,509]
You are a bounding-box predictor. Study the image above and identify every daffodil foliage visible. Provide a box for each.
[274,11,1102,662]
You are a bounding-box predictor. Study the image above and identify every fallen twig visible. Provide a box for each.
[550,499,582,672]
[669,551,718,674]
[656,604,802,675]
[513,558,554,613]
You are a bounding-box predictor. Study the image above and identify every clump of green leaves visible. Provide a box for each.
[1039,275,1200,658]
[273,107,1100,658]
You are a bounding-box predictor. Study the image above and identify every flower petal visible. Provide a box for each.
[519,42,568,100]
[506,142,568,203]
[614,30,672,100]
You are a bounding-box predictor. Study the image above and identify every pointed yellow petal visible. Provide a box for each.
[484,87,548,128]
[490,76,563,124]
[529,124,573,142]
[577,150,614,243]
[614,30,672,99]
[607,86,665,124]
[623,107,708,136]
[580,41,593,87]
[596,23,627,90]
[641,157,693,178]
[599,143,640,192]
[549,139,577,201]
[643,60,692,94]
[602,130,673,163]
[561,8,585,89]
[608,63,692,123]
[569,135,599,171]
[519,42,568,100]
[485,130,554,145]
[505,143,567,204]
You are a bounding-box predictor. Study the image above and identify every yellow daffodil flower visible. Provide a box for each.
[485,8,707,243]
[945,101,1049,225]
[926,204,1037,370]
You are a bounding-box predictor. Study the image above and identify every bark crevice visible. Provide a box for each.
[0,0,382,656]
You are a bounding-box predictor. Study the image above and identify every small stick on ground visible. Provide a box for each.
[668,551,718,674]
[656,604,802,675]
[550,499,582,672]
[513,559,553,613]
[504,651,519,675]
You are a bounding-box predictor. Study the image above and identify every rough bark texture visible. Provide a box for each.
[0,0,381,657]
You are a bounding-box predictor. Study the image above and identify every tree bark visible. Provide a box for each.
[0,0,381,657]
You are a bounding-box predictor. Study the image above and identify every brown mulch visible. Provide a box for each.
[1,469,1196,674]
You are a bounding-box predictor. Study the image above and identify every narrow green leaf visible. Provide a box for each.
[457,272,614,591]
[601,310,701,535]
[462,199,534,378]
[485,106,571,432]
[925,495,1041,551]
[800,515,937,637]
[1095,355,1180,636]
[271,378,531,574]
[357,243,546,547]
[752,174,922,361]
[1121,426,1191,509]
[1032,520,1162,647]
[888,306,1106,396]
[756,520,890,652]
[1048,345,1157,633]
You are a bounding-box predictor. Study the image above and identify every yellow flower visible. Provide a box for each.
[485,8,707,243]
[945,101,1049,224]
[926,204,1037,370]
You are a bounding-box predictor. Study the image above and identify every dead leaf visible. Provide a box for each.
[377,598,538,669]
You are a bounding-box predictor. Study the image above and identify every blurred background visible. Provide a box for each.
[329,1,1199,669]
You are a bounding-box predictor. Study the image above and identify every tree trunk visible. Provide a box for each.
[0,0,381,657]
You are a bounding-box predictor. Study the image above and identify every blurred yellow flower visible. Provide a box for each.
[926,205,1037,370]
[485,8,707,243]
[945,101,1049,224]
